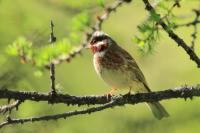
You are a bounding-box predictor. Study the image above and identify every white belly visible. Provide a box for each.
[100,68,131,88]
[101,68,147,92]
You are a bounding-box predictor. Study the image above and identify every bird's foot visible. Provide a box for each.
[126,91,131,96]
[104,88,116,99]
[104,92,114,98]
[124,88,132,98]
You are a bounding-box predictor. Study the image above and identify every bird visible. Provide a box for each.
[87,31,169,120]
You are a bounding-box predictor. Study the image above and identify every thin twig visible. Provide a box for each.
[142,0,200,68]
[94,0,124,30]
[0,101,118,129]
[49,20,56,95]
[190,9,200,50]
[174,20,200,28]
[0,100,22,114]
[173,9,200,50]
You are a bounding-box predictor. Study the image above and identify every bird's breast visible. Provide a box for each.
[93,52,104,76]
[93,53,132,89]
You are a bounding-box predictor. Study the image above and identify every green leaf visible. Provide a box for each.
[137,24,152,33]
[138,41,145,48]
[6,37,32,56]
[150,10,160,22]
[71,11,90,31]
[6,45,18,56]
[6,36,74,68]
[97,0,105,8]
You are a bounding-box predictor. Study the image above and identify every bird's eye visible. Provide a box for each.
[90,38,97,44]
[90,35,107,45]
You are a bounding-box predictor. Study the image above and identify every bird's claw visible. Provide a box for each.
[104,92,114,100]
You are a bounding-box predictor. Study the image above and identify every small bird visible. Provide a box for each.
[87,31,169,120]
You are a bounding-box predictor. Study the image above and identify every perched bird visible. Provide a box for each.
[87,31,169,120]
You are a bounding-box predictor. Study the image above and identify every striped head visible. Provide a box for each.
[87,31,114,54]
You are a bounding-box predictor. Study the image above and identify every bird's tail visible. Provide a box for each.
[147,102,169,120]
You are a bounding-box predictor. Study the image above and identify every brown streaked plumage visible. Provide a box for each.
[87,31,169,119]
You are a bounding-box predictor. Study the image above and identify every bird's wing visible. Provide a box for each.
[116,45,151,92]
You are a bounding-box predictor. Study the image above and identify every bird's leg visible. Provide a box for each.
[127,87,132,96]
[105,88,117,98]
[124,87,132,98]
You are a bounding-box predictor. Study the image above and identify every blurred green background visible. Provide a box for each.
[0,0,200,133]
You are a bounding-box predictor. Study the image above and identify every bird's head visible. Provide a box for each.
[86,31,114,54]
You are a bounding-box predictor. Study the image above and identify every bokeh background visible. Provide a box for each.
[0,0,200,133]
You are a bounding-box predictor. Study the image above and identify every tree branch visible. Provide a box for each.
[0,85,200,128]
[94,0,126,30]
[0,101,117,129]
[173,9,200,50]
[49,20,57,96]
[174,20,200,29]
[0,100,22,114]
[0,89,109,105]
[142,0,200,68]
[0,85,199,106]
[190,9,200,50]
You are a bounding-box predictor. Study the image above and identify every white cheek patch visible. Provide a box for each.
[94,41,106,47]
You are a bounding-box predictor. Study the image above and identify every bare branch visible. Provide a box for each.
[0,101,117,129]
[0,89,109,105]
[0,85,200,105]
[174,20,200,28]
[190,9,200,50]
[0,85,200,128]
[173,9,200,50]
[142,0,200,68]
[49,20,57,96]
[94,0,125,30]
[0,100,22,114]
